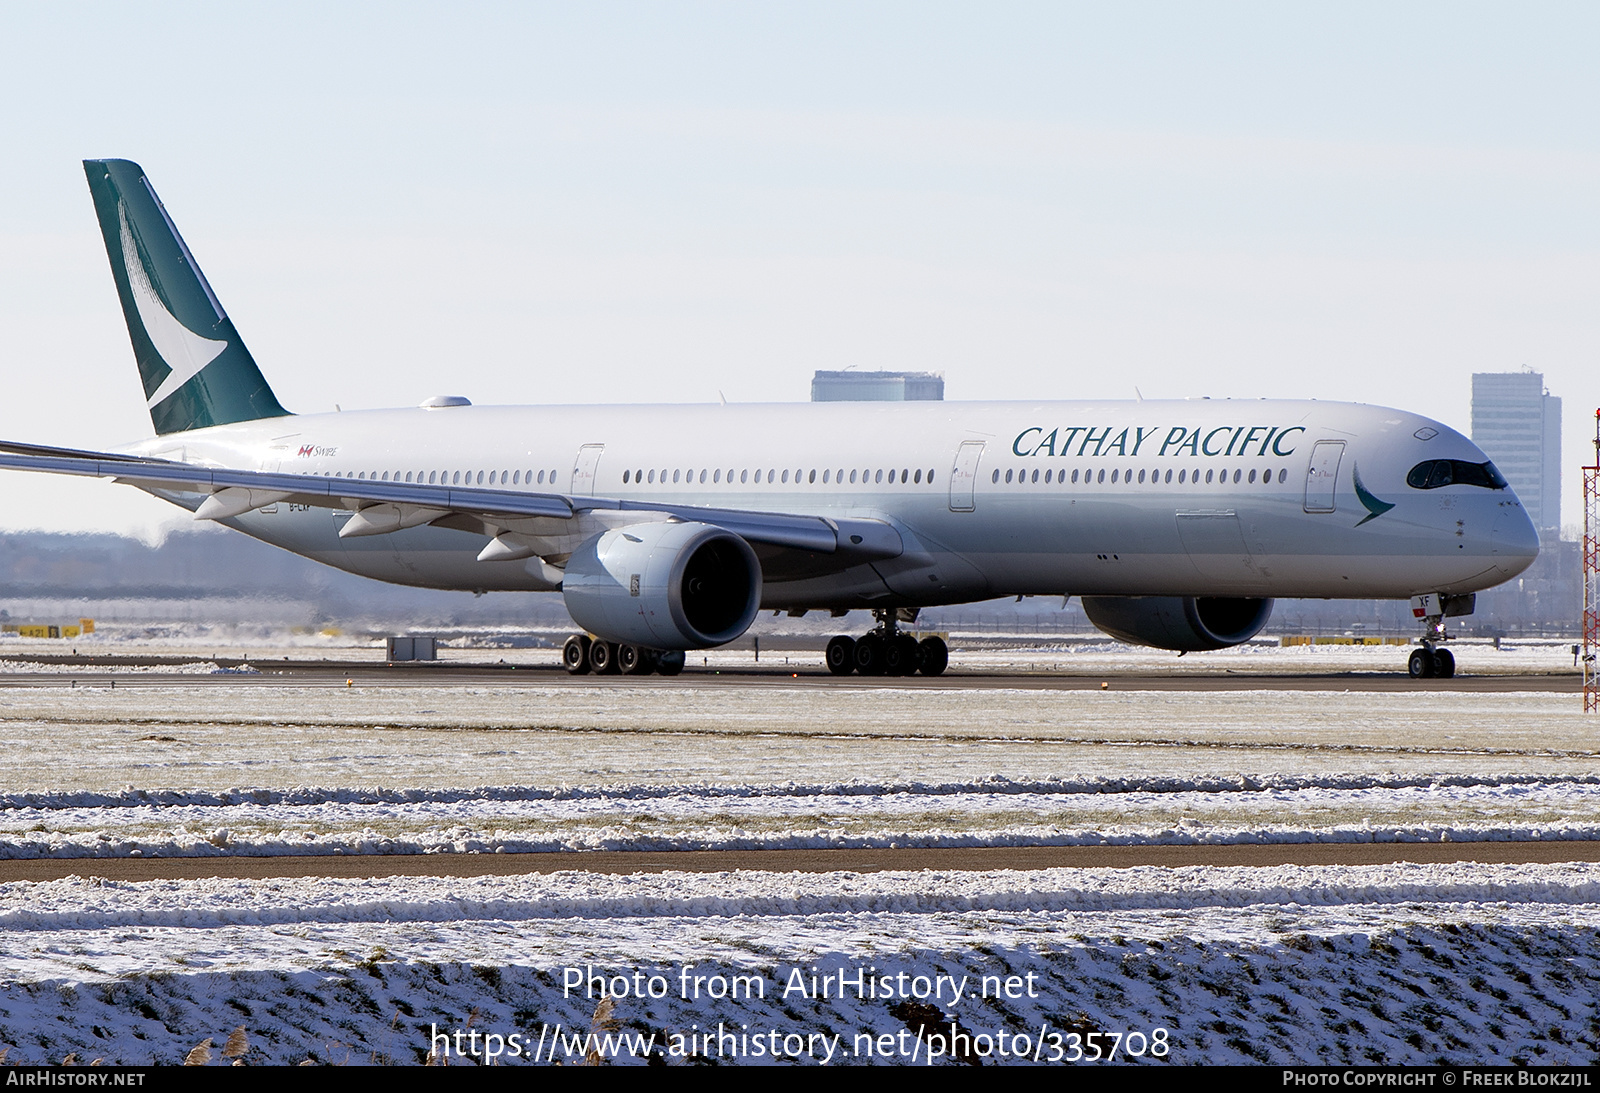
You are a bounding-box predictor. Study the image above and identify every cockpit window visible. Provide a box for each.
[1406,459,1508,490]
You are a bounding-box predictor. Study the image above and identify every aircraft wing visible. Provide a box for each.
[0,442,903,564]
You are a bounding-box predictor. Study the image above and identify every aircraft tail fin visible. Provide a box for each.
[83,159,289,435]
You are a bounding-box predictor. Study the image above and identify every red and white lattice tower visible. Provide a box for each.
[1584,409,1600,711]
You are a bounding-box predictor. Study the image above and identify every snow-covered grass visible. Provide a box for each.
[0,684,1593,794]
[0,864,1594,1065]
[0,775,1597,858]
[0,660,1592,1064]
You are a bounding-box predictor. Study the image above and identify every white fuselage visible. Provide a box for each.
[130,397,1540,610]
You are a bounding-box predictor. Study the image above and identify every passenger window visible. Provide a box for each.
[1097,469,1105,483]
[1205,469,1213,483]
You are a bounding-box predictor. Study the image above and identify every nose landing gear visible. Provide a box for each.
[1407,645,1455,679]
[825,609,948,677]
[1406,592,1472,680]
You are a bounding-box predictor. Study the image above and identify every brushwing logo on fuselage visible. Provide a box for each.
[1352,464,1394,526]
[117,202,227,409]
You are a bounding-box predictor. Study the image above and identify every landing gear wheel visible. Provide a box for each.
[884,634,922,676]
[562,634,591,675]
[853,633,886,676]
[655,650,686,676]
[1408,648,1436,679]
[826,635,856,676]
[918,636,949,677]
[589,640,620,674]
[1432,648,1455,679]
[618,644,652,675]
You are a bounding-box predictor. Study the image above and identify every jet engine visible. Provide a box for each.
[1080,596,1274,652]
[562,521,762,649]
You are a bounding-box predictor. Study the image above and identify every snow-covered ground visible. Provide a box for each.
[0,643,1593,1064]
[0,864,1594,1065]
[0,775,1596,858]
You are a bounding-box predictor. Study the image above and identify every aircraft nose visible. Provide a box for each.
[1490,503,1540,578]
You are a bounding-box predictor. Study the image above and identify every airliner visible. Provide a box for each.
[0,160,1540,680]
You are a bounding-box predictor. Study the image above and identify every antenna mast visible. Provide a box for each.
[1584,409,1599,710]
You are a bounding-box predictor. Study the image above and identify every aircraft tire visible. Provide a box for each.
[656,650,686,676]
[853,633,886,676]
[562,634,591,675]
[619,643,652,675]
[1408,648,1435,679]
[918,636,949,676]
[1432,648,1455,678]
[884,634,921,676]
[590,640,620,674]
[825,635,856,675]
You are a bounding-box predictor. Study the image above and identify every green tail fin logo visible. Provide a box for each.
[84,160,289,435]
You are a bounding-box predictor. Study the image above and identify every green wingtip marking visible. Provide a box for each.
[1352,464,1394,526]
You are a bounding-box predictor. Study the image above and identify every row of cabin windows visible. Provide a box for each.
[621,467,938,486]
[995,466,1292,486]
[327,469,559,486]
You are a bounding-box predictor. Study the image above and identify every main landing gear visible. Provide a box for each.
[562,634,686,676]
[825,609,949,677]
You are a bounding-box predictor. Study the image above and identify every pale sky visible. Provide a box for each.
[1,2,1596,537]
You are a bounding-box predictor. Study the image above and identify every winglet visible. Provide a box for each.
[83,160,289,435]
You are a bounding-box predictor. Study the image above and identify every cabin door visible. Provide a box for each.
[571,444,605,496]
[1303,440,1345,513]
[948,441,986,512]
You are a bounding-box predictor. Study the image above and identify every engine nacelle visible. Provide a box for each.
[1081,596,1274,652]
[562,521,762,649]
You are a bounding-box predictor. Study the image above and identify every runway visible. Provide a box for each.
[0,653,1583,692]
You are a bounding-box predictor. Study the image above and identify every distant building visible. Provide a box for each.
[1471,370,1561,533]
[810,370,944,402]
[1468,370,1577,634]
